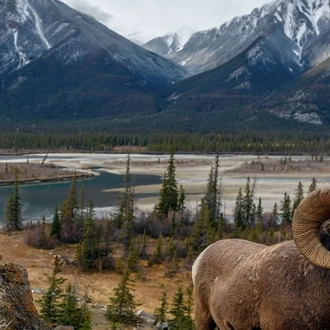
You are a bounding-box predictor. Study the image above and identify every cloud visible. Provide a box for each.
[60,0,275,42]
[62,0,113,24]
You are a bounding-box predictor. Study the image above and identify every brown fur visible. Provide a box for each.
[193,239,330,330]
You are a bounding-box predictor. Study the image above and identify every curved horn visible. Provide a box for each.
[293,188,330,269]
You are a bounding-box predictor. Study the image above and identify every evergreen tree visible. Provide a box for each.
[234,188,245,235]
[5,168,22,233]
[178,185,186,215]
[60,173,80,243]
[184,287,195,330]
[106,260,138,327]
[155,149,180,217]
[5,192,15,234]
[256,198,263,223]
[272,203,279,221]
[40,257,92,329]
[169,286,195,330]
[80,291,92,330]
[68,171,78,218]
[169,287,186,330]
[77,203,100,271]
[191,200,215,253]
[280,193,292,224]
[292,181,304,215]
[39,256,66,323]
[154,291,168,328]
[57,284,83,328]
[51,205,61,239]
[308,177,317,193]
[116,155,135,257]
[243,177,256,226]
[204,152,221,230]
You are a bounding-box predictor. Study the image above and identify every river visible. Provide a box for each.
[1,153,330,223]
[0,154,164,222]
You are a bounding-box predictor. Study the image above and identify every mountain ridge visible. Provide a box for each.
[1,0,330,133]
[145,0,330,75]
[0,0,189,121]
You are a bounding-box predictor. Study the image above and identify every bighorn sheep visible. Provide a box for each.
[192,187,330,330]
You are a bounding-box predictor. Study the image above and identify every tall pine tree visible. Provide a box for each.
[38,256,66,323]
[154,291,169,328]
[115,155,136,257]
[204,152,221,230]
[106,256,138,327]
[76,201,101,271]
[281,192,292,224]
[155,149,180,217]
[308,177,317,193]
[292,181,304,216]
[5,167,22,233]
[50,205,61,239]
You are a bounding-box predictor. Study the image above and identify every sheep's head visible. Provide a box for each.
[293,188,330,268]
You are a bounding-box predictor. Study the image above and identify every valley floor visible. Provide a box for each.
[1,153,330,328]
[56,153,330,216]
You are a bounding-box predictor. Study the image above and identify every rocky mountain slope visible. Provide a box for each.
[149,0,330,76]
[253,55,330,125]
[0,0,188,121]
[1,0,330,132]
[147,0,330,130]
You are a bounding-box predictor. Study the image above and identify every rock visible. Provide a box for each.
[136,309,156,325]
[32,287,44,294]
[0,263,51,330]
[156,321,169,330]
[91,303,106,310]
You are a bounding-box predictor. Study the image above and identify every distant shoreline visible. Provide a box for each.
[0,161,94,188]
[0,172,94,187]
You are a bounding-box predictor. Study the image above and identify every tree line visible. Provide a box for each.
[1,131,330,154]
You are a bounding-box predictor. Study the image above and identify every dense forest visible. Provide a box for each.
[2,151,317,329]
[1,131,330,154]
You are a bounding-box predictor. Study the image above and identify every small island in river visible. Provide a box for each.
[0,162,93,186]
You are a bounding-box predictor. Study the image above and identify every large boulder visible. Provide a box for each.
[0,263,50,330]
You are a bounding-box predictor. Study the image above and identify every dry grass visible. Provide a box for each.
[0,231,191,329]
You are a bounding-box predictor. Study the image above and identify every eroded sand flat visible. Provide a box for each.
[40,153,330,215]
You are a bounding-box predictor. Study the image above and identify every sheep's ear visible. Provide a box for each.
[293,188,330,269]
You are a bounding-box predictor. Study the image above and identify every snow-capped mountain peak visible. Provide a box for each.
[142,26,195,56]
[271,0,330,58]
[149,0,330,74]
[173,26,195,50]
[0,0,188,87]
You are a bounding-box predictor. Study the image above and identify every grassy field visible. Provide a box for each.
[0,231,191,329]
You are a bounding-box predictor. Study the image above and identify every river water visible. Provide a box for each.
[0,154,162,222]
[1,153,330,223]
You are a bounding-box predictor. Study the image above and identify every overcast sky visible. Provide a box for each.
[60,0,274,42]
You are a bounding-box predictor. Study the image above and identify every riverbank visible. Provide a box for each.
[1,153,330,217]
[0,162,93,186]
